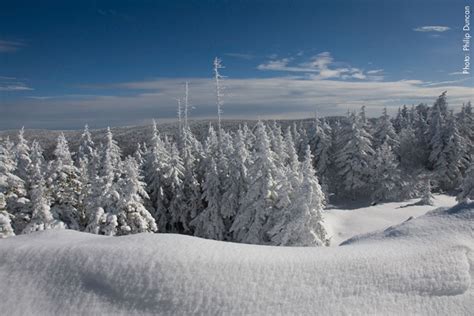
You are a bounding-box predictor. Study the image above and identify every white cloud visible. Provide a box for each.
[22,76,472,123]
[367,69,384,75]
[225,53,255,60]
[0,85,33,91]
[0,40,25,53]
[257,52,383,81]
[0,76,33,91]
[413,26,450,32]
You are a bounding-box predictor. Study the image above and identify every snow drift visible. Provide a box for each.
[0,203,473,315]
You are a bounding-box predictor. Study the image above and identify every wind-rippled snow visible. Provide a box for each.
[0,201,472,315]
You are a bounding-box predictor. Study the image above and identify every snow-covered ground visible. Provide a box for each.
[324,194,457,246]
[0,200,472,315]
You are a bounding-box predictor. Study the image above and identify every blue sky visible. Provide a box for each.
[0,0,472,129]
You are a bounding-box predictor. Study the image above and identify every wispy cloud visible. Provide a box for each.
[0,40,26,53]
[22,76,472,118]
[0,76,33,91]
[421,78,470,86]
[4,74,472,129]
[27,94,102,100]
[257,52,383,81]
[225,53,255,60]
[0,84,33,91]
[413,26,450,32]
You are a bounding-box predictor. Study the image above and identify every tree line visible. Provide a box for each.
[0,92,473,246]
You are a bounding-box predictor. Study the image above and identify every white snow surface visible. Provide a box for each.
[324,194,457,246]
[0,200,473,315]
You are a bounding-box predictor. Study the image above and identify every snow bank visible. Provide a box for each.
[0,202,472,315]
[324,194,457,245]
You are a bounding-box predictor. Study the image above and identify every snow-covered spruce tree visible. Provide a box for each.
[220,127,250,235]
[442,113,469,189]
[393,105,411,133]
[419,178,435,205]
[231,121,280,244]
[327,119,344,193]
[273,127,301,219]
[371,142,402,202]
[427,92,449,144]
[85,127,122,235]
[76,157,90,230]
[30,140,45,170]
[144,122,171,229]
[270,146,328,246]
[269,122,288,169]
[457,158,474,202]
[14,127,32,183]
[293,123,310,159]
[175,131,202,234]
[457,102,473,157]
[97,127,123,235]
[428,108,467,191]
[0,193,15,238]
[134,143,146,168]
[409,108,430,168]
[83,147,104,234]
[334,111,375,198]
[190,157,225,240]
[0,137,29,233]
[114,156,157,235]
[23,161,65,234]
[241,123,256,152]
[144,122,185,232]
[166,143,185,232]
[373,107,399,151]
[75,124,97,223]
[48,133,82,230]
[308,117,332,183]
[76,124,95,165]
[191,126,233,239]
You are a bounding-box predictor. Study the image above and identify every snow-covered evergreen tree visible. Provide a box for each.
[190,157,225,240]
[0,137,29,233]
[419,178,435,205]
[166,143,185,232]
[442,113,468,190]
[269,146,328,246]
[371,142,402,202]
[48,133,82,230]
[0,193,15,238]
[458,102,473,156]
[144,122,184,232]
[98,128,123,235]
[76,124,95,164]
[14,127,32,183]
[220,128,250,234]
[23,162,65,234]
[231,121,279,244]
[457,160,474,202]
[393,105,411,133]
[144,122,171,227]
[373,107,399,151]
[114,156,157,235]
[308,117,332,181]
[174,126,203,234]
[334,111,375,198]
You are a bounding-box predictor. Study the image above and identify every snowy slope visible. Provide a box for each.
[324,194,457,246]
[0,202,472,315]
